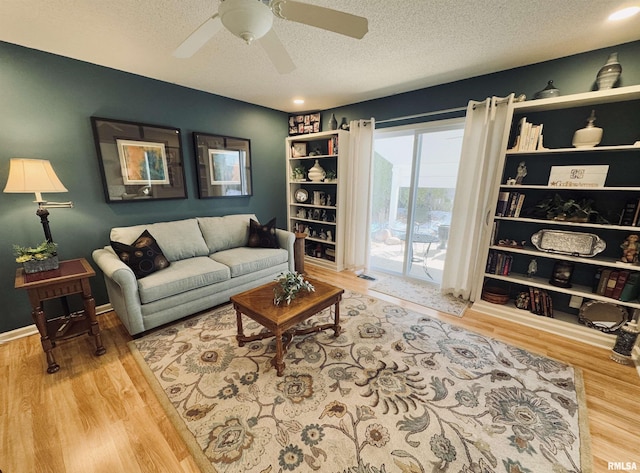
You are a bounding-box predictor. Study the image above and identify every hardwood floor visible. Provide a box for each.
[1,266,638,472]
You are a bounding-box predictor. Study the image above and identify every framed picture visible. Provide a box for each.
[288,112,321,135]
[90,117,187,202]
[116,139,170,185]
[209,149,241,185]
[193,132,252,198]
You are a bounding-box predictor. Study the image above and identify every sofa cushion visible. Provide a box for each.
[137,257,231,304]
[247,218,279,249]
[110,218,209,262]
[197,214,255,253]
[110,230,170,279]
[210,247,289,278]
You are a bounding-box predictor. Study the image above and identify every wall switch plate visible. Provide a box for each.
[569,295,584,309]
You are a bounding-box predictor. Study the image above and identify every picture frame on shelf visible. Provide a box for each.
[288,112,321,135]
[192,132,252,198]
[291,142,308,157]
[90,117,187,202]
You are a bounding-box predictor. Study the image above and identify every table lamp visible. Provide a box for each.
[3,158,74,242]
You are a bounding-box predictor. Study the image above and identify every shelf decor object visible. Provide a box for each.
[531,229,606,257]
[596,52,622,90]
[549,260,575,288]
[578,300,628,334]
[307,159,326,182]
[610,318,639,364]
[533,80,560,99]
[572,110,603,147]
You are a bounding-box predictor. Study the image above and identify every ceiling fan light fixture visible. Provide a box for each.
[219,0,274,44]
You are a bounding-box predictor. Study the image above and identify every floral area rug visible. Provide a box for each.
[370,275,468,317]
[129,291,591,473]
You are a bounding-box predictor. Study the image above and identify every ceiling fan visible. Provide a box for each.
[173,0,368,74]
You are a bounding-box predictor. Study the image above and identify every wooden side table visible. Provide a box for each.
[14,257,106,373]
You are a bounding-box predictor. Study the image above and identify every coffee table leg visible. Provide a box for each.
[235,309,246,347]
[333,300,342,337]
[274,329,285,376]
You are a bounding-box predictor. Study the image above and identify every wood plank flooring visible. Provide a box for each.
[1,266,638,472]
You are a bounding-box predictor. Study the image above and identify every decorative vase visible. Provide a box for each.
[307,160,325,182]
[596,52,622,90]
[533,80,560,99]
[328,113,338,130]
[610,319,639,365]
[572,110,603,148]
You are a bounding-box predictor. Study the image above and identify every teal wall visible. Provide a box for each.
[0,41,288,333]
[2,39,640,334]
[323,41,640,130]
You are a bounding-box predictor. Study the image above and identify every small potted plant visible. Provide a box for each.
[13,241,59,273]
[273,271,315,305]
[324,170,337,182]
[292,166,306,182]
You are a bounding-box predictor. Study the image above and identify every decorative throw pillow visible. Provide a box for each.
[247,218,279,249]
[110,230,170,279]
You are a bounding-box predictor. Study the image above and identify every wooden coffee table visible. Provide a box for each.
[231,278,343,376]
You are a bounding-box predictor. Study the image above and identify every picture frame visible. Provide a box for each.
[90,117,187,202]
[193,132,252,198]
[288,112,321,135]
[116,139,170,185]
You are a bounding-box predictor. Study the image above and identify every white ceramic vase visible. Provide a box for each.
[307,160,326,182]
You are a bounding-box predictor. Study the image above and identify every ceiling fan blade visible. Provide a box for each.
[271,0,368,39]
[173,14,222,58]
[258,29,296,74]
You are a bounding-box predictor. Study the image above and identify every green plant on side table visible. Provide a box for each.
[273,271,315,305]
[14,241,59,273]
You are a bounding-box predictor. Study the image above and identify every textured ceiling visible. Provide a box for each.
[1,0,639,112]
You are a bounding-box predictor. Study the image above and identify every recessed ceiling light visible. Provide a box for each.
[608,6,640,20]
[293,98,305,104]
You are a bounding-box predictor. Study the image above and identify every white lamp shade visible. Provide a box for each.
[3,158,68,195]
[219,0,273,43]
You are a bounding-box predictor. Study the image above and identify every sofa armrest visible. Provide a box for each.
[92,247,145,335]
[276,228,296,272]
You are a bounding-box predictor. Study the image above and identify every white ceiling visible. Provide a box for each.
[1,1,639,112]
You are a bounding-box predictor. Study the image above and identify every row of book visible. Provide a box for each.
[496,191,525,217]
[485,251,513,275]
[529,287,554,317]
[618,198,640,226]
[328,136,339,155]
[593,269,640,301]
[510,117,544,152]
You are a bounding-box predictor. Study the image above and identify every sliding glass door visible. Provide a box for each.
[369,119,464,284]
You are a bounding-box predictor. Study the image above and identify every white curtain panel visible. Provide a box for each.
[441,95,514,300]
[344,118,375,271]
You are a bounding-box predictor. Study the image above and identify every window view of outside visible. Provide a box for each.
[369,121,464,284]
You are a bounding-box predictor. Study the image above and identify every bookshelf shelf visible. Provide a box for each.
[473,86,640,348]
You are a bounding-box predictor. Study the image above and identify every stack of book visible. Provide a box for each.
[328,136,339,155]
[618,198,640,226]
[485,251,513,275]
[529,287,553,317]
[496,191,525,217]
[593,269,640,301]
[510,117,543,152]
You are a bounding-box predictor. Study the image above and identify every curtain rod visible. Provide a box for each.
[376,106,466,124]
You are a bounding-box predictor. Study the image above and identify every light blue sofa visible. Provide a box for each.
[92,214,295,336]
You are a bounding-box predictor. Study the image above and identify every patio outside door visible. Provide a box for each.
[369,119,464,284]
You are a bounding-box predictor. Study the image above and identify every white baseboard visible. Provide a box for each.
[0,303,113,345]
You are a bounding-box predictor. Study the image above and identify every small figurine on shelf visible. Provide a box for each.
[620,234,640,263]
[527,258,538,278]
[515,161,527,184]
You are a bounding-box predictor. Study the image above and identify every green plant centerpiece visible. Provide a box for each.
[292,166,306,181]
[324,169,337,182]
[13,241,59,273]
[528,194,608,223]
[273,271,315,305]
